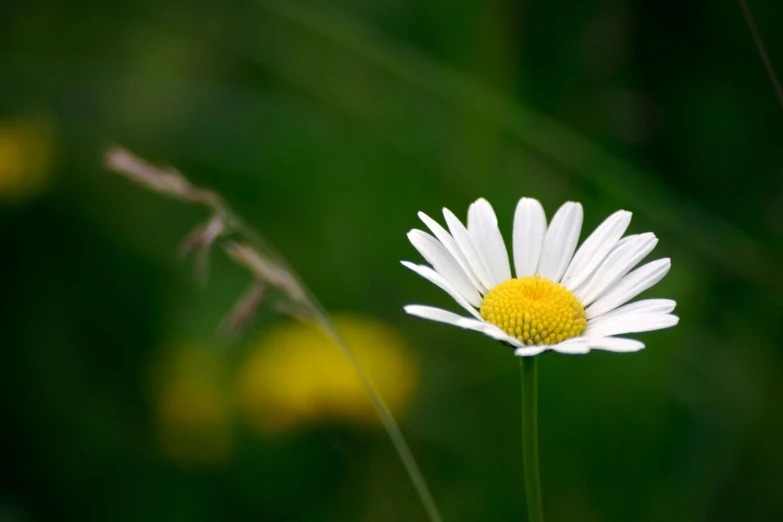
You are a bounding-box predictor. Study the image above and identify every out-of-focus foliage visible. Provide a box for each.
[1,0,782,521]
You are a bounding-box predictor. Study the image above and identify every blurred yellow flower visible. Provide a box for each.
[238,314,418,433]
[150,345,232,468]
[0,118,55,204]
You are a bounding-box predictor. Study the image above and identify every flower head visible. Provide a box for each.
[238,314,418,432]
[403,198,677,356]
[150,345,232,468]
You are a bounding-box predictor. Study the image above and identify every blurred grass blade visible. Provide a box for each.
[106,147,443,522]
[737,0,783,108]
[255,0,776,288]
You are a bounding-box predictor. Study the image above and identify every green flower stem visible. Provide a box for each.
[521,357,544,522]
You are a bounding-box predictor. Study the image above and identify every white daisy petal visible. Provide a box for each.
[591,298,676,322]
[551,338,592,355]
[404,305,525,348]
[418,212,486,293]
[610,234,641,250]
[401,261,483,316]
[407,229,482,305]
[574,232,658,306]
[403,305,474,327]
[586,258,671,318]
[514,345,550,357]
[470,323,526,347]
[537,202,583,282]
[582,336,646,353]
[561,210,632,290]
[585,313,679,338]
[512,197,547,278]
[442,208,497,290]
[516,337,593,357]
[467,198,512,283]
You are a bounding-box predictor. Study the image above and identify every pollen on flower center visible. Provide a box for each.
[479,276,586,345]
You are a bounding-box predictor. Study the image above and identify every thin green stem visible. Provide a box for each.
[521,357,544,522]
[318,319,443,522]
[231,214,443,522]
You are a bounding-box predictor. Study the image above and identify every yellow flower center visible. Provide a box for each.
[479,276,586,345]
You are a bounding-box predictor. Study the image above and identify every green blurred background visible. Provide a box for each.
[2,0,783,520]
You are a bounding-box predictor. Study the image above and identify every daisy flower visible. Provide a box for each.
[402,198,678,356]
